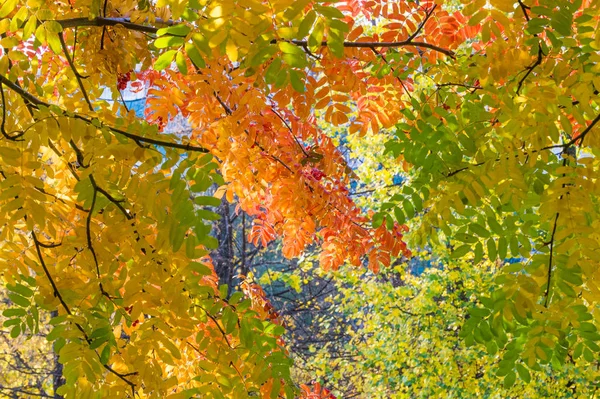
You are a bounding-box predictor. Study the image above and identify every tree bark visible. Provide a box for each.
[50,310,64,399]
[212,198,234,297]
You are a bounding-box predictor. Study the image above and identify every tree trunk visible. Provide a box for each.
[50,310,64,398]
[212,198,234,297]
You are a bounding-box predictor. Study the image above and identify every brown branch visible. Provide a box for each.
[269,107,309,157]
[542,112,600,150]
[55,16,174,34]
[86,176,105,291]
[406,5,437,42]
[197,305,232,348]
[32,232,73,316]
[33,233,137,393]
[437,82,483,91]
[103,364,137,396]
[518,0,531,21]
[58,32,92,110]
[515,44,544,95]
[0,75,208,153]
[100,0,109,50]
[0,82,25,140]
[52,17,455,57]
[95,185,133,220]
[290,39,455,58]
[544,212,559,307]
[370,48,414,101]
[349,181,403,196]
[446,112,600,177]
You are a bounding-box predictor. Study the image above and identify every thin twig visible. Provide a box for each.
[515,44,544,95]
[543,212,559,307]
[406,5,437,42]
[59,32,92,110]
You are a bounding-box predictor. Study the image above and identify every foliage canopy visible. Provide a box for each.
[0,0,600,397]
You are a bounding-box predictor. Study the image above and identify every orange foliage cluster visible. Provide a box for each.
[140,1,479,271]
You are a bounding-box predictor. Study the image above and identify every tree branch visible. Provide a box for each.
[544,212,559,307]
[0,75,208,153]
[406,5,437,42]
[51,17,455,57]
[515,44,544,95]
[58,32,92,110]
[445,112,600,177]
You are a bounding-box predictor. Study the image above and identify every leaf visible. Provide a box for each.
[194,196,221,206]
[308,18,324,50]
[451,244,471,259]
[185,42,206,69]
[100,345,111,365]
[3,308,26,317]
[0,0,18,18]
[289,69,305,93]
[504,371,517,389]
[8,282,34,297]
[176,51,188,74]
[372,212,384,228]
[155,36,185,49]
[516,363,531,383]
[155,50,177,71]
[249,45,278,67]
[487,238,497,261]
[394,207,405,225]
[8,293,30,307]
[298,10,317,38]
[157,24,191,37]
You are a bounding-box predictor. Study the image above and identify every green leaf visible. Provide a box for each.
[469,223,490,237]
[100,345,111,365]
[314,4,344,19]
[411,193,423,212]
[155,36,185,49]
[155,50,177,71]
[394,207,406,225]
[189,262,212,276]
[229,292,244,305]
[10,325,21,338]
[474,242,484,263]
[289,69,305,93]
[194,196,221,207]
[372,212,384,228]
[265,58,282,84]
[308,18,324,50]
[497,236,507,260]
[176,51,188,75]
[487,238,497,260]
[504,371,517,389]
[402,199,415,219]
[185,42,206,69]
[279,42,304,56]
[451,244,471,259]
[8,293,30,307]
[516,363,531,383]
[298,10,317,38]
[282,53,307,68]
[249,45,278,67]
[3,308,26,317]
[8,283,34,297]
[157,24,191,37]
[90,327,111,340]
[197,209,221,221]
